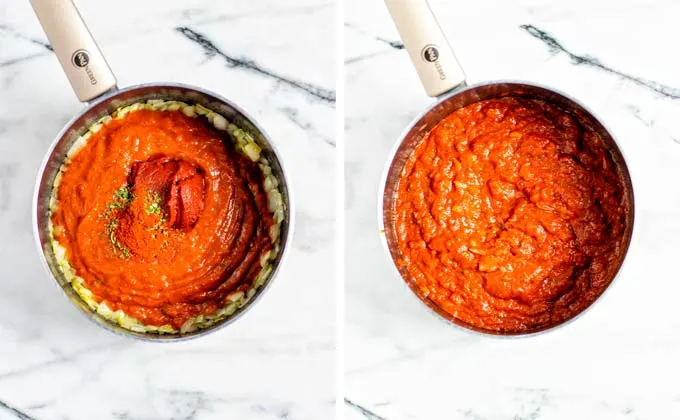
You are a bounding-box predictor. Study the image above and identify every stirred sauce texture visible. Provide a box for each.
[394,97,630,332]
[52,110,274,329]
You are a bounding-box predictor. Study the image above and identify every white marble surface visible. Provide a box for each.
[345,0,680,419]
[0,1,335,419]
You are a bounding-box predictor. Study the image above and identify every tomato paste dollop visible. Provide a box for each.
[52,109,274,329]
[394,97,630,332]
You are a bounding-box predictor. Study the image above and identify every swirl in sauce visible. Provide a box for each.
[52,109,274,329]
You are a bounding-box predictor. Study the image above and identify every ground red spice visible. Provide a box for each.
[52,109,274,329]
[394,97,630,332]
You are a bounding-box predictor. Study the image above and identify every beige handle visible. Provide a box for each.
[30,0,117,102]
[385,0,466,97]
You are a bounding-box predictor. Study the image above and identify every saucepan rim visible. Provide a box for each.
[33,81,296,342]
[377,79,635,338]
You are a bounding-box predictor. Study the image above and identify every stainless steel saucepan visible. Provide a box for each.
[31,0,294,341]
[378,0,634,337]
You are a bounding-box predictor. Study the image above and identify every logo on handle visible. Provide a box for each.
[421,45,440,63]
[71,49,97,85]
[71,49,90,68]
[421,44,446,81]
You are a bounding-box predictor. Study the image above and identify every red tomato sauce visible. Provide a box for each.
[52,109,274,329]
[394,97,630,332]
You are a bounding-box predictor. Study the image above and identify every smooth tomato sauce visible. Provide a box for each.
[394,97,630,332]
[52,110,274,329]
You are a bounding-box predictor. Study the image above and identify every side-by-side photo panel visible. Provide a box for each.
[0,0,335,419]
[4,0,680,418]
[345,0,679,418]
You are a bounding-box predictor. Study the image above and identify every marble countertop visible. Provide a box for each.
[0,1,335,419]
[345,0,680,419]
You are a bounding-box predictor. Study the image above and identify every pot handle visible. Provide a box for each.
[30,0,117,103]
[384,0,466,97]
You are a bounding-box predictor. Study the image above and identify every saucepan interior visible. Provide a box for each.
[34,82,293,341]
[380,81,634,337]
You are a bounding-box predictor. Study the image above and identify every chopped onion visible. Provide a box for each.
[48,98,285,335]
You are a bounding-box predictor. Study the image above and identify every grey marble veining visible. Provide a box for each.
[345,0,680,419]
[0,1,335,419]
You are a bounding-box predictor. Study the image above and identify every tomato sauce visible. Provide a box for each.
[52,109,274,329]
[394,97,630,332]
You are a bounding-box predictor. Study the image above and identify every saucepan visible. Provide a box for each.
[378,0,634,336]
[31,0,294,341]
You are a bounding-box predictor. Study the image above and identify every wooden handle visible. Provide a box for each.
[385,0,466,97]
[30,0,117,102]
